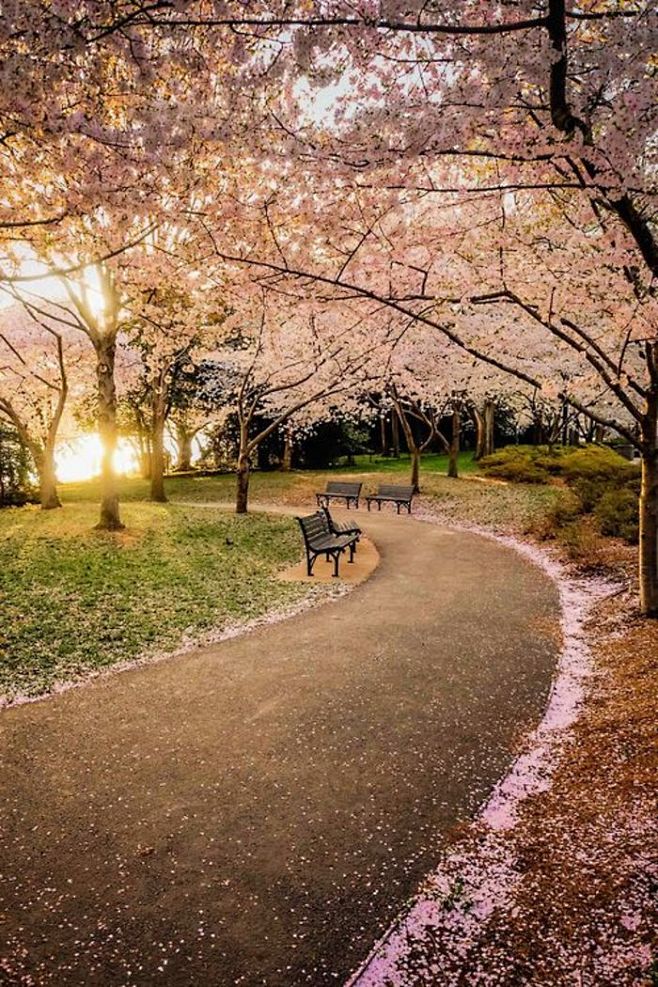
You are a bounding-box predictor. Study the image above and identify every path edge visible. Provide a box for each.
[344,515,620,987]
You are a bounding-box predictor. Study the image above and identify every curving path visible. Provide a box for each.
[0,510,560,986]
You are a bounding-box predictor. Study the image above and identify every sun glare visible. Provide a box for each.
[56,434,140,483]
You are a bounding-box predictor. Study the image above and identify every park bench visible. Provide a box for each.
[322,505,362,541]
[315,480,362,510]
[365,483,415,514]
[296,511,358,577]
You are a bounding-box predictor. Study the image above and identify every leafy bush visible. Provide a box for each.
[481,443,640,546]
[559,446,639,484]
[594,488,640,544]
[0,422,35,507]
[479,446,552,483]
[530,489,582,541]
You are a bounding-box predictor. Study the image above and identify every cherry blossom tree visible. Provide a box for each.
[0,303,81,509]
[121,246,226,501]
[216,289,391,513]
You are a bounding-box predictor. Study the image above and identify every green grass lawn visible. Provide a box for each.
[0,502,308,704]
[2,452,562,703]
[60,451,480,504]
[339,451,481,475]
[61,450,559,531]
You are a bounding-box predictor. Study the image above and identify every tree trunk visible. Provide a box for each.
[448,408,461,478]
[281,433,293,472]
[472,406,485,460]
[236,453,250,514]
[561,402,569,446]
[175,424,194,472]
[95,335,124,530]
[391,411,400,458]
[38,443,61,510]
[150,407,168,503]
[411,448,420,493]
[639,395,658,617]
[235,418,251,514]
[380,414,389,456]
[395,405,421,492]
[483,399,495,457]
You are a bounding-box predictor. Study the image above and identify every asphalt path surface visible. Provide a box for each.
[0,510,560,986]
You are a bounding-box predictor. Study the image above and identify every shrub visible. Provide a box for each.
[0,422,35,507]
[558,518,609,569]
[594,488,639,544]
[559,446,639,484]
[481,444,641,548]
[533,445,572,474]
[479,446,551,484]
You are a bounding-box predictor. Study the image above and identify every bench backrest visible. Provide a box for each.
[377,484,415,499]
[324,481,362,496]
[297,511,331,547]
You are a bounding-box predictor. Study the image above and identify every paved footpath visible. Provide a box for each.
[0,510,560,987]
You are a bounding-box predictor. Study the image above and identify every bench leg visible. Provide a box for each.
[397,502,401,514]
[367,501,371,512]
[407,502,412,514]
[348,543,355,563]
[307,553,316,577]
[378,501,382,511]
[332,552,340,578]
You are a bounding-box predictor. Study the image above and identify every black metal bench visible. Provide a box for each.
[365,484,415,514]
[315,481,362,509]
[322,506,361,540]
[296,511,358,577]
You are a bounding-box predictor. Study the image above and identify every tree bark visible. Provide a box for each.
[448,407,461,478]
[639,391,658,617]
[95,335,124,530]
[236,453,250,514]
[235,419,251,514]
[410,448,420,492]
[37,444,61,509]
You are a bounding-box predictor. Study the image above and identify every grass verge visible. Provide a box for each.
[0,502,309,704]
